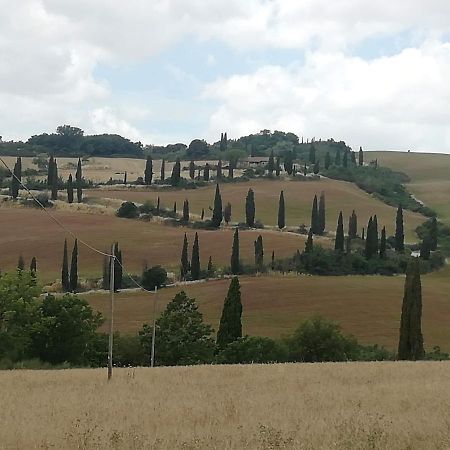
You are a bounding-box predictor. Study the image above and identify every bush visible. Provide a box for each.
[117,201,139,218]
[142,266,167,291]
[113,334,148,366]
[285,316,360,362]
[216,336,287,364]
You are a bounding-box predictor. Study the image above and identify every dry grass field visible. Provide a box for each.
[2,362,450,449]
[370,151,450,223]
[0,205,315,280]
[86,177,425,240]
[87,267,450,351]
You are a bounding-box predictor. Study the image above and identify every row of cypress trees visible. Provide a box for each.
[180,232,214,281]
[61,239,79,293]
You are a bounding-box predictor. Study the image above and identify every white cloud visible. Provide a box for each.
[203,41,450,152]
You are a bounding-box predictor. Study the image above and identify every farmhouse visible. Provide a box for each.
[240,156,270,168]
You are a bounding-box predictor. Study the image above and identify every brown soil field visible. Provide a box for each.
[370,151,450,223]
[2,362,450,449]
[86,177,425,241]
[87,267,450,351]
[0,205,315,280]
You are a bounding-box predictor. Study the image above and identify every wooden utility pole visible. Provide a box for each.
[150,286,157,367]
[108,246,115,380]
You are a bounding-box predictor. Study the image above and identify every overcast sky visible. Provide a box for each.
[1,1,450,152]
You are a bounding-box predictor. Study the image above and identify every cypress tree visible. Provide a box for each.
[69,239,78,293]
[335,211,344,252]
[123,171,127,185]
[211,184,223,228]
[47,155,55,186]
[224,202,232,225]
[267,150,275,175]
[365,217,374,258]
[191,232,200,280]
[324,152,331,170]
[303,163,307,176]
[144,155,153,185]
[309,145,316,164]
[204,163,210,181]
[76,183,83,203]
[76,158,83,203]
[171,157,181,186]
[395,205,405,252]
[11,159,20,199]
[318,192,326,235]
[275,156,281,176]
[335,148,341,166]
[362,227,365,240]
[231,228,240,275]
[62,239,70,292]
[116,247,123,290]
[284,152,294,175]
[254,235,264,271]
[271,250,275,271]
[30,257,37,278]
[348,210,357,239]
[75,157,82,182]
[67,174,74,203]
[351,151,356,165]
[217,276,242,348]
[180,233,189,280]
[380,226,387,258]
[201,208,205,220]
[102,256,109,290]
[245,188,256,228]
[51,159,58,200]
[160,158,165,181]
[207,256,214,277]
[305,229,314,253]
[156,196,160,215]
[310,195,319,234]
[358,146,364,166]
[182,199,189,222]
[373,215,379,251]
[429,216,438,251]
[398,259,425,360]
[217,159,222,179]
[189,160,195,179]
[278,190,285,230]
[17,254,25,271]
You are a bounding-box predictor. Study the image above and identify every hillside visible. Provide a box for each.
[86,267,450,351]
[370,151,450,223]
[2,363,450,449]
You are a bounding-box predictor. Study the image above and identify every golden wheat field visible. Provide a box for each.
[1,362,450,449]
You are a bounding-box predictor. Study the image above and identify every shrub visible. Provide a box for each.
[142,266,167,291]
[117,201,139,218]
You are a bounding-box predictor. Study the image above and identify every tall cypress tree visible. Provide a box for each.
[395,205,405,252]
[171,157,181,186]
[231,228,240,274]
[217,159,222,179]
[278,190,285,230]
[160,158,165,181]
[207,256,214,277]
[156,196,160,215]
[201,208,205,220]
[144,155,153,185]
[11,159,20,199]
[254,235,264,271]
[204,163,210,181]
[271,250,275,271]
[318,192,326,235]
[180,233,189,280]
[310,195,319,234]
[267,150,275,175]
[30,257,37,278]
[398,259,425,360]
[173,201,177,215]
[102,256,109,290]
[365,216,374,258]
[335,211,344,252]
[51,159,58,200]
[217,276,242,348]
[379,226,387,259]
[358,146,364,166]
[191,232,200,280]
[69,239,78,293]
[275,156,281,176]
[182,199,190,222]
[224,202,232,225]
[47,155,55,186]
[245,188,255,228]
[62,239,70,292]
[211,184,223,228]
[75,158,83,203]
[189,160,195,179]
[305,229,314,253]
[348,210,357,239]
[17,255,25,271]
[67,174,74,203]
[75,157,82,182]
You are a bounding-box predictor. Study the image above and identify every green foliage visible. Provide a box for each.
[191,233,201,280]
[217,277,243,348]
[245,188,256,227]
[116,201,139,218]
[310,195,319,234]
[186,139,209,159]
[211,184,223,228]
[231,228,240,275]
[285,316,359,362]
[278,190,285,229]
[395,205,404,252]
[254,235,264,272]
[69,240,78,293]
[139,291,215,366]
[398,259,425,360]
[144,156,153,185]
[170,157,182,186]
[216,336,287,364]
[180,233,189,280]
[61,239,70,292]
[334,211,344,252]
[318,192,325,235]
[31,294,103,365]
[142,266,167,291]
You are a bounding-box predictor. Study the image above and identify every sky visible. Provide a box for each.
[1,0,450,152]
